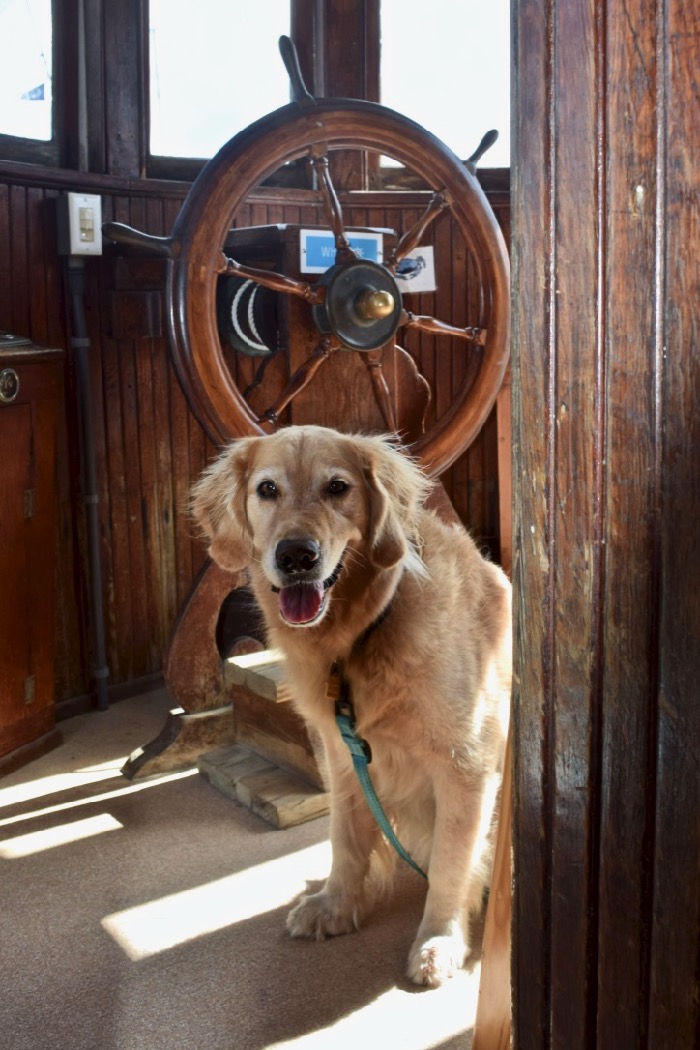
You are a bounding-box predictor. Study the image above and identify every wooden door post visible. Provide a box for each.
[512,0,700,1045]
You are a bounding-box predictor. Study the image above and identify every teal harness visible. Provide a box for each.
[327,661,428,881]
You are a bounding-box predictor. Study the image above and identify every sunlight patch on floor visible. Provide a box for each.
[266,963,480,1050]
[102,839,332,960]
[0,812,123,858]
[0,765,123,811]
[0,767,199,829]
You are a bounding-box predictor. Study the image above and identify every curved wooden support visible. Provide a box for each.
[122,559,243,779]
[363,349,398,433]
[163,559,245,712]
[392,344,431,444]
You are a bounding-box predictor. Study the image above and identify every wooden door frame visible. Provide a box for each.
[511,0,700,1045]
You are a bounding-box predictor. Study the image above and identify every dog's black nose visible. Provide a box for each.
[275,538,320,577]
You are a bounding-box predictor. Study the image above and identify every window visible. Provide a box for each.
[0,0,53,142]
[149,0,290,160]
[381,0,510,168]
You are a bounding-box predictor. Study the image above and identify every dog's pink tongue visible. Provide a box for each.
[278,582,324,624]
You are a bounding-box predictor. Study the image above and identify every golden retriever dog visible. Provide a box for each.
[192,425,511,987]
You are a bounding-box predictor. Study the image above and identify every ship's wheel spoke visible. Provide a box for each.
[257,336,339,426]
[387,192,451,268]
[309,151,359,265]
[362,350,398,433]
[401,311,488,346]
[218,253,325,305]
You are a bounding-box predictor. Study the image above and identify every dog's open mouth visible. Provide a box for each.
[278,582,327,626]
[274,560,343,626]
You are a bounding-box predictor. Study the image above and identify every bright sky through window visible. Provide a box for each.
[0,0,52,141]
[149,0,291,158]
[381,0,510,167]
[149,1,510,167]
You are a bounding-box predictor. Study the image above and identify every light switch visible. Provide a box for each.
[79,206,96,243]
[57,192,103,256]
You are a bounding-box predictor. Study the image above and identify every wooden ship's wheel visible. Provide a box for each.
[106,37,509,478]
[103,37,509,778]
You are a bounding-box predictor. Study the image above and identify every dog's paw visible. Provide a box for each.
[406,933,468,988]
[286,890,365,941]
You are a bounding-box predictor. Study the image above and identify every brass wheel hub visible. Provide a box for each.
[312,259,403,352]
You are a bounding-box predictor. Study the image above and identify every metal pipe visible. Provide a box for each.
[65,258,110,711]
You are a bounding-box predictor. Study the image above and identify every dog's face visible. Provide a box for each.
[192,426,431,628]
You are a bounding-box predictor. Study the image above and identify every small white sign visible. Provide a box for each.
[394,246,437,294]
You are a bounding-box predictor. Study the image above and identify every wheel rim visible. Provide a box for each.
[167,97,509,477]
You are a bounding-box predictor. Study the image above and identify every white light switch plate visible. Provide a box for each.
[57,192,103,256]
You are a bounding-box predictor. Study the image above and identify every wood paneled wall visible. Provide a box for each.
[0,165,508,705]
[512,0,700,1043]
[0,170,203,700]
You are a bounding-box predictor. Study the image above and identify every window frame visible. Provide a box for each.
[0,0,79,169]
[143,0,508,187]
[0,0,508,185]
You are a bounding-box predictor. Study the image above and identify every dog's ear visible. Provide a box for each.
[363,437,433,570]
[191,438,256,573]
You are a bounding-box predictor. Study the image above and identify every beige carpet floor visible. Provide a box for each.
[0,690,480,1050]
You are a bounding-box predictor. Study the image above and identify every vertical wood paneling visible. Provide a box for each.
[9,186,30,336]
[26,188,49,341]
[42,189,65,349]
[119,329,149,675]
[100,326,131,679]
[0,185,10,325]
[648,0,700,1044]
[597,0,662,1041]
[514,0,700,1043]
[511,0,552,1040]
[548,0,601,1041]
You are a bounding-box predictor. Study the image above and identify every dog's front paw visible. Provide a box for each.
[407,932,468,988]
[286,889,366,941]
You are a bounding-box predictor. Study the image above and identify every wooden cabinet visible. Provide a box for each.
[0,335,64,768]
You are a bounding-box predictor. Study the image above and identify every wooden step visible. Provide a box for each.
[198,744,330,828]
[224,645,328,794]
[224,648,293,703]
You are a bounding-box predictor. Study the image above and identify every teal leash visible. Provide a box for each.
[329,665,428,881]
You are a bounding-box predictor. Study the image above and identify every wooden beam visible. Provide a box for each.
[473,726,512,1050]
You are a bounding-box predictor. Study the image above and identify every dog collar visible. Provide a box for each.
[353,600,392,651]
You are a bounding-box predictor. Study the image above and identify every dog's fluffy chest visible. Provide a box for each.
[282,641,458,765]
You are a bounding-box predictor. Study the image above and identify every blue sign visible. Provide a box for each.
[300,229,384,273]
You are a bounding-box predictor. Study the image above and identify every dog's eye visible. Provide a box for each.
[327,478,349,497]
[257,480,277,500]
